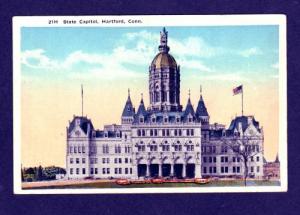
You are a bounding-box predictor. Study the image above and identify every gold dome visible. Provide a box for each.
[151,52,177,69]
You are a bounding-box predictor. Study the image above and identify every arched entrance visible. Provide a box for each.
[138,164,147,177]
[174,164,183,178]
[162,164,171,177]
[150,164,159,177]
[186,164,195,178]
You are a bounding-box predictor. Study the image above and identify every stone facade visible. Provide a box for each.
[66,28,264,180]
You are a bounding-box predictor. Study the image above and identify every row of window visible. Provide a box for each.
[91,145,132,154]
[137,129,195,137]
[70,157,132,164]
[69,146,86,154]
[202,156,260,163]
[137,144,195,152]
[201,145,261,154]
[69,168,133,175]
[203,166,260,174]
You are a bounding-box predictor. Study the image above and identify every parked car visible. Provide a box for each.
[194,178,210,184]
[116,179,131,185]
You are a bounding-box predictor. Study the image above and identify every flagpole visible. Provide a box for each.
[242,86,244,116]
[81,84,83,117]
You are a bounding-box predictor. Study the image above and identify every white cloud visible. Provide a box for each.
[239,47,263,58]
[179,58,211,72]
[199,73,248,82]
[21,49,59,69]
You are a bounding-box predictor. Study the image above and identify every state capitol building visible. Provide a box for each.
[66,28,264,180]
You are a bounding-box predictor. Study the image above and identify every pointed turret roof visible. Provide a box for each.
[275,154,280,163]
[184,92,195,117]
[196,86,209,117]
[136,94,147,116]
[122,89,135,117]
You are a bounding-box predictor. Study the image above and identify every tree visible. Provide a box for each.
[223,135,263,186]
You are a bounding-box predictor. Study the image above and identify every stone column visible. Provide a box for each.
[146,163,150,177]
[195,163,201,178]
[158,163,162,177]
[182,163,186,178]
[171,163,174,177]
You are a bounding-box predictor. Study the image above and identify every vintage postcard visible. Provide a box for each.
[13,15,287,194]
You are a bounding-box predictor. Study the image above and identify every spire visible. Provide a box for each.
[136,93,147,116]
[184,91,195,117]
[122,89,135,117]
[275,154,279,163]
[159,27,170,53]
[196,86,209,117]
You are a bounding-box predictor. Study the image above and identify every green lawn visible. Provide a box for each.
[23,180,280,190]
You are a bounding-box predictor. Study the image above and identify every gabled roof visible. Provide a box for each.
[68,116,94,136]
[196,95,209,117]
[227,116,260,132]
[122,94,135,117]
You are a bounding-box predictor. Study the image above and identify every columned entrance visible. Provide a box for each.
[174,164,183,178]
[137,164,147,177]
[150,164,159,177]
[162,164,171,177]
[186,164,195,178]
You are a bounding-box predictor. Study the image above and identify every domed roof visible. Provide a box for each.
[151,52,177,69]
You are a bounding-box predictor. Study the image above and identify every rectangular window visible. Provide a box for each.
[102,168,106,174]
[119,168,122,174]
[191,129,194,136]
[107,158,110,163]
[115,168,118,174]
[256,156,260,162]
[233,157,236,162]
[125,168,128,174]
[162,129,165,136]
[251,156,254,162]
[119,158,122,163]
[95,168,98,174]
[214,167,217,173]
[125,158,128,163]
[82,158,85,164]
[203,157,207,163]
[166,129,170,136]
[130,168,132,174]
[107,168,110,174]
[233,166,236,173]
[251,166,254,173]
[154,129,158,136]
[78,146,81,153]
[209,167,212,173]
[225,157,228,162]
[257,166,260,173]
[209,157,212,163]
[90,168,94,174]
[213,157,217,163]
[174,129,177,136]
[203,167,207,173]
[70,158,73,164]
[225,167,228,173]
[221,157,224,163]
[76,168,79,175]
[70,146,73,153]
[221,167,224,173]
[76,158,80,164]
[82,168,86,174]
[102,158,106,163]
[82,146,85,153]
[70,168,73,175]
[74,147,77,153]
[187,129,190,136]
[237,166,240,173]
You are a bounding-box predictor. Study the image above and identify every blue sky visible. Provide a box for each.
[21,26,279,84]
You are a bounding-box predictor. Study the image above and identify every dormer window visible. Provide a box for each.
[75,118,80,126]
[139,116,144,123]
[188,115,193,122]
[164,116,168,123]
[151,116,156,123]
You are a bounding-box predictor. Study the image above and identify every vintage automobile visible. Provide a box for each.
[116,179,131,185]
[194,178,210,184]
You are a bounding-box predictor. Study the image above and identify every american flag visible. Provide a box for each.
[233,85,243,95]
